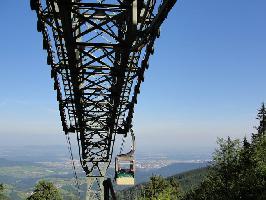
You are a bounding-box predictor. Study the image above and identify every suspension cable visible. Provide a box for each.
[65,133,82,199]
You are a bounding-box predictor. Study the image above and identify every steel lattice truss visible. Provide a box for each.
[31,0,176,198]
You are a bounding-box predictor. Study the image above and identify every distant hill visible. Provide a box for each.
[111,162,209,191]
[151,162,209,178]
[168,167,210,192]
[134,162,209,184]
[118,166,210,198]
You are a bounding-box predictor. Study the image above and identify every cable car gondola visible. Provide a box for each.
[115,150,135,185]
[115,132,135,185]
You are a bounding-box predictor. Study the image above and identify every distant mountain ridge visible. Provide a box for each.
[118,166,210,198]
[134,161,209,184]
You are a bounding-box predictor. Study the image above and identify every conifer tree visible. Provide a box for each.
[253,103,266,141]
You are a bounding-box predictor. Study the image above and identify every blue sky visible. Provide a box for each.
[0,0,266,155]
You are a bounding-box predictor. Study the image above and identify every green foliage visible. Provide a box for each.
[253,134,266,175]
[117,168,209,199]
[0,183,4,192]
[0,183,10,200]
[254,103,266,139]
[172,167,210,192]
[139,175,183,200]
[27,180,62,200]
[182,103,266,200]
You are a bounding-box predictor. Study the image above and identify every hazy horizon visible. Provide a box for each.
[1,0,266,155]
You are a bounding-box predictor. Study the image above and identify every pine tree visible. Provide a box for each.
[252,133,266,200]
[253,103,266,142]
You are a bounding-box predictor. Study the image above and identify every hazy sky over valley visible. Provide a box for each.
[0,0,266,154]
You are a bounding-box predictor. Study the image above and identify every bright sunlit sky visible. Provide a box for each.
[0,0,266,154]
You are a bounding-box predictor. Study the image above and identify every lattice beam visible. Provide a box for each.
[31,0,176,198]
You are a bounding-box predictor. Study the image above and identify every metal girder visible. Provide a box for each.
[31,0,176,199]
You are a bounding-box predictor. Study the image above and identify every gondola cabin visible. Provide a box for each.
[115,150,135,185]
